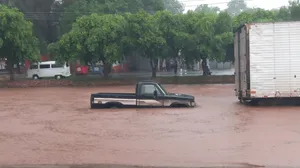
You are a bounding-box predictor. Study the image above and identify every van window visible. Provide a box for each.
[30,65,38,69]
[52,63,64,68]
[40,64,50,69]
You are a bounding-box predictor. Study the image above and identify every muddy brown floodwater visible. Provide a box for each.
[1,84,300,167]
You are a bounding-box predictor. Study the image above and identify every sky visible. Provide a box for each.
[180,0,290,12]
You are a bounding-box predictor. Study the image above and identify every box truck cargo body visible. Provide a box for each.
[235,21,300,102]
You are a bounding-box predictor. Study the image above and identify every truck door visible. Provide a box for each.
[137,84,164,107]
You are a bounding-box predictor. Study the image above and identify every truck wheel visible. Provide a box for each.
[170,103,188,108]
[105,103,123,108]
[32,75,39,80]
[111,104,123,108]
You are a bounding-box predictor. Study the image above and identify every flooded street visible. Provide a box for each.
[1,84,300,167]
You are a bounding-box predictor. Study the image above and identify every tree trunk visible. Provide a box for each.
[150,59,158,78]
[103,63,111,79]
[7,61,14,81]
[174,59,178,75]
[17,63,21,74]
[151,67,157,78]
[201,59,210,76]
[9,69,14,81]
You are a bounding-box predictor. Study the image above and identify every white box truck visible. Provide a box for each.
[235,21,300,104]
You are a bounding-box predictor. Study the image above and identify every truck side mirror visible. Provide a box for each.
[153,90,158,98]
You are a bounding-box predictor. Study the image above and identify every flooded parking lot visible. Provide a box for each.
[1,84,300,167]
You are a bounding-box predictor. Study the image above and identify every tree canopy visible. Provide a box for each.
[59,0,166,35]
[0,4,39,80]
[2,0,300,78]
[49,13,126,77]
[195,4,220,14]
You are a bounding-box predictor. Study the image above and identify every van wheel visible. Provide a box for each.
[32,75,39,80]
[55,75,62,80]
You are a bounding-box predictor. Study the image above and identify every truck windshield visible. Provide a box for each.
[158,84,168,94]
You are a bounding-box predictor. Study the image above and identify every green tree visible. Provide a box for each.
[124,11,166,77]
[233,11,253,29]
[180,11,214,74]
[289,0,300,21]
[0,0,58,54]
[252,8,277,22]
[47,31,78,64]
[154,11,189,73]
[49,14,126,78]
[214,11,234,62]
[163,0,184,14]
[226,0,248,16]
[195,4,220,14]
[233,8,277,30]
[0,5,39,80]
[59,0,165,35]
[180,11,233,75]
[274,6,291,21]
[178,11,202,64]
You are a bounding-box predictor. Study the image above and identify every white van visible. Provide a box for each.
[27,61,71,80]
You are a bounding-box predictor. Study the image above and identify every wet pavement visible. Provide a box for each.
[0,84,300,167]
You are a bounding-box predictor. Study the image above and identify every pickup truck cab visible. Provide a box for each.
[90,81,196,108]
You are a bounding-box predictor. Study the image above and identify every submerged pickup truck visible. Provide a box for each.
[90,81,196,108]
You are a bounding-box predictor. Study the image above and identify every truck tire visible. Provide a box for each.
[105,102,123,108]
[170,103,188,108]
